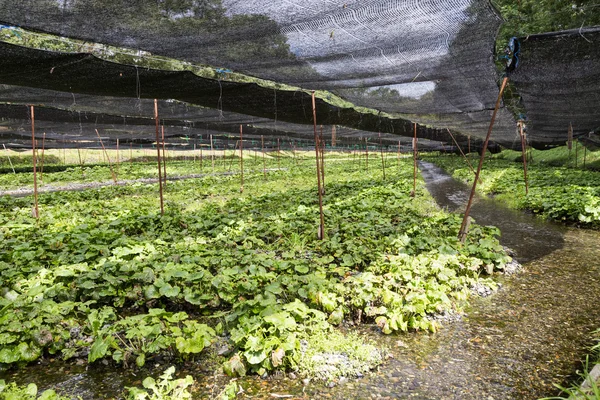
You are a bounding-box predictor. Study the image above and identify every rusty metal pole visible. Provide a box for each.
[518,121,529,195]
[458,76,509,242]
[154,99,164,215]
[446,128,481,184]
[94,129,118,184]
[161,125,167,186]
[239,125,244,193]
[312,91,325,240]
[30,106,39,219]
[412,122,417,197]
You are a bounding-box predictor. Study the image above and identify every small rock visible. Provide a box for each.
[302,378,311,386]
[327,381,335,388]
[288,372,297,379]
[339,377,348,385]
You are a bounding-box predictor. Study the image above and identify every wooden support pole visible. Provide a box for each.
[518,121,529,195]
[446,128,481,184]
[412,122,417,197]
[468,135,471,155]
[458,76,509,242]
[210,134,215,171]
[154,99,164,215]
[229,141,237,172]
[39,132,46,181]
[319,125,325,194]
[379,133,386,181]
[30,106,39,219]
[312,91,325,240]
[575,138,578,168]
[584,144,587,169]
[568,122,573,167]
[239,125,244,193]
[161,125,167,186]
[2,144,15,174]
[77,146,84,178]
[200,141,203,170]
[397,140,401,168]
[261,135,266,179]
[116,138,120,177]
[94,129,118,184]
[365,138,369,171]
[277,138,281,170]
[130,138,133,165]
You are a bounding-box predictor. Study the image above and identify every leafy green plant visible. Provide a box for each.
[126,366,194,400]
[0,380,73,400]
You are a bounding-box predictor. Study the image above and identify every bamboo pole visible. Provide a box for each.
[412,123,417,197]
[154,99,164,215]
[94,129,118,184]
[458,76,509,242]
[2,144,15,174]
[518,121,529,195]
[239,125,244,193]
[30,106,39,219]
[446,128,481,184]
[312,91,325,240]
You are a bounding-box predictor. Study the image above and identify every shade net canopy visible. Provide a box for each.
[0,0,518,146]
[510,27,600,146]
[0,85,451,152]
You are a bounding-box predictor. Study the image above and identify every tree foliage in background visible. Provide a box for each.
[494,0,600,45]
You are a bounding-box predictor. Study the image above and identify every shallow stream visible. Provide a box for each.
[2,162,600,399]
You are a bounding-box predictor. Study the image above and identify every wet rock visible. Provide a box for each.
[582,364,600,389]
[216,344,232,356]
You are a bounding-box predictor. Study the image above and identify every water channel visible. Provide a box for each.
[2,161,600,399]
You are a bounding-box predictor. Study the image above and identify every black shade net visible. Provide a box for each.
[510,27,600,147]
[0,0,517,147]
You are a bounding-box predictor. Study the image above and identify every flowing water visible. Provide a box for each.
[2,162,600,399]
